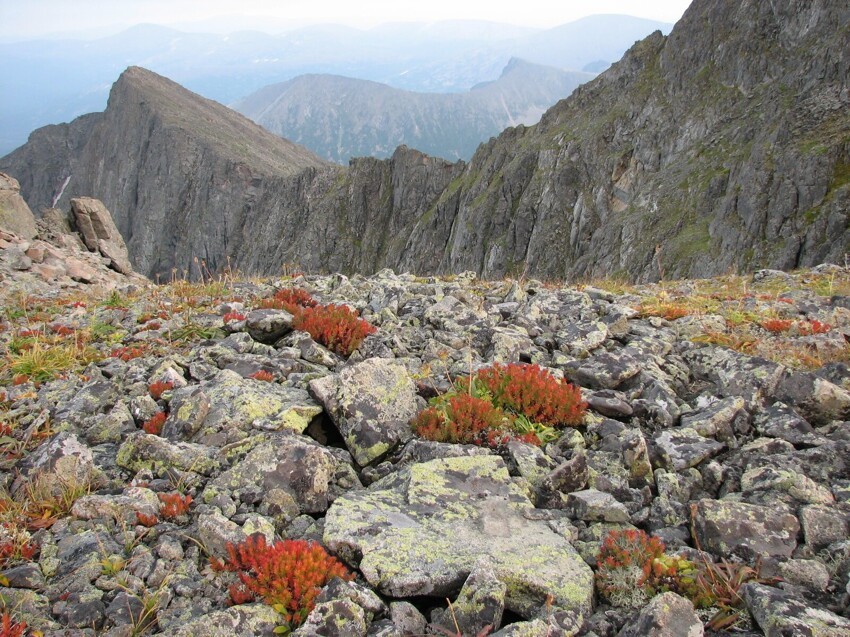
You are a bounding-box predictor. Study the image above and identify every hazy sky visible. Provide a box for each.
[3,0,693,38]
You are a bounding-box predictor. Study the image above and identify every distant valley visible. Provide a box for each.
[0,15,671,156]
[234,59,592,162]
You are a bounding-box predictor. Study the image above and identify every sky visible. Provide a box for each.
[2,0,693,39]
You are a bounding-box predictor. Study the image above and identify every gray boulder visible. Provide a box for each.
[691,499,799,559]
[743,583,850,637]
[616,592,703,637]
[70,196,133,274]
[309,358,419,466]
[0,172,37,239]
[324,455,594,619]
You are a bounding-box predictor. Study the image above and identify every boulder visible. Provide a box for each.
[616,592,703,637]
[743,583,850,637]
[324,455,594,618]
[204,435,358,515]
[691,499,799,559]
[0,172,37,239]
[70,196,133,274]
[309,358,419,466]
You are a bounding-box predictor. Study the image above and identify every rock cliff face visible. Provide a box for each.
[2,0,849,282]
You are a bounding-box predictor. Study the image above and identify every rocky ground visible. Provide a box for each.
[1,212,850,636]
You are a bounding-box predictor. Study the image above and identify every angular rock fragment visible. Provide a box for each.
[310,358,419,466]
[743,583,850,637]
[616,591,703,637]
[654,428,724,471]
[691,499,799,558]
[204,435,357,515]
[324,455,594,618]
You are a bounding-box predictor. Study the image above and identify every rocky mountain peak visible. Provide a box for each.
[1,0,848,283]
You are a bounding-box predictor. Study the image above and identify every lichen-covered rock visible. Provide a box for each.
[799,504,850,549]
[324,455,594,618]
[171,604,282,637]
[11,431,94,500]
[743,582,850,637]
[389,602,426,636]
[71,487,160,521]
[561,350,642,390]
[691,499,799,559]
[774,370,850,426]
[431,559,507,636]
[753,403,830,447]
[654,428,724,471]
[0,172,38,239]
[684,347,785,407]
[244,308,295,344]
[566,489,630,523]
[116,431,221,476]
[680,396,745,440]
[616,591,703,637]
[309,358,419,466]
[204,435,358,515]
[740,466,835,505]
[189,369,323,442]
[292,598,368,637]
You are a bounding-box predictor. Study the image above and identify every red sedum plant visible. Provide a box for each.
[142,411,167,436]
[412,363,585,448]
[295,304,377,357]
[256,287,376,356]
[210,534,353,629]
[476,363,585,427]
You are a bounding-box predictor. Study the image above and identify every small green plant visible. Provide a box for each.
[103,290,126,309]
[210,534,353,632]
[100,554,126,576]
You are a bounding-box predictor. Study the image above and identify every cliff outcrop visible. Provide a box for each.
[2,0,848,282]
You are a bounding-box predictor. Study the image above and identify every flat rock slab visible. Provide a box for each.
[743,583,850,637]
[310,358,419,466]
[324,455,594,619]
[188,369,322,441]
[654,428,725,471]
[691,499,799,559]
[205,435,355,514]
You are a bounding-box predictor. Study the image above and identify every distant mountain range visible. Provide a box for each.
[234,59,592,162]
[0,15,671,156]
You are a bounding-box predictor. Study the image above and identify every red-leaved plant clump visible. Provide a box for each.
[413,394,511,447]
[295,304,377,357]
[222,311,247,324]
[760,318,793,333]
[476,363,586,427]
[158,492,192,519]
[210,534,353,629]
[256,287,376,356]
[1,611,27,637]
[142,411,167,435]
[249,370,275,382]
[148,380,174,400]
[413,363,586,449]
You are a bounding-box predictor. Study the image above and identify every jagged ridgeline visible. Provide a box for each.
[2,0,849,283]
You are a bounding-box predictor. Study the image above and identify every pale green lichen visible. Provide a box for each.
[324,456,594,618]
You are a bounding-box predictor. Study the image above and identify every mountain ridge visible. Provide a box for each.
[0,14,671,155]
[234,58,592,162]
[2,0,848,282]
